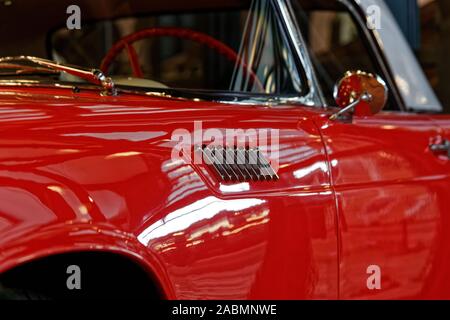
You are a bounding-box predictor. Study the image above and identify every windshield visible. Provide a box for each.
[0,0,306,97]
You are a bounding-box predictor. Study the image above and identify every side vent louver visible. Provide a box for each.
[200,145,279,182]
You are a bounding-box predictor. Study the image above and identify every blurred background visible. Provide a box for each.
[387,0,450,112]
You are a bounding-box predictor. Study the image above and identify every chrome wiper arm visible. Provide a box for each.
[0,56,116,96]
[0,62,61,75]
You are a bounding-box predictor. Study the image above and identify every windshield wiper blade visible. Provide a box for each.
[0,56,117,96]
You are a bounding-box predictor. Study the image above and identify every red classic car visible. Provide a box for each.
[0,0,449,300]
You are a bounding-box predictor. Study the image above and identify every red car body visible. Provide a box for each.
[0,85,449,299]
[0,0,450,300]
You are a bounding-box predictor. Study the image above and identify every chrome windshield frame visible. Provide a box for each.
[274,0,326,107]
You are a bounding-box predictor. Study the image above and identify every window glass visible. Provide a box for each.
[50,0,305,96]
[292,0,396,109]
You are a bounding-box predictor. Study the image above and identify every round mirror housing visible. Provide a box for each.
[331,71,388,120]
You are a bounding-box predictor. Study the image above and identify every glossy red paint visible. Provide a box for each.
[315,112,450,299]
[0,86,338,299]
[0,84,449,299]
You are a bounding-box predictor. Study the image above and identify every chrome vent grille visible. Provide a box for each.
[200,145,279,182]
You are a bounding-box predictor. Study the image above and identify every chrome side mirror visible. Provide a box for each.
[330,71,388,121]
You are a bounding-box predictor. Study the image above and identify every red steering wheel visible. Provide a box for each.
[100,27,262,90]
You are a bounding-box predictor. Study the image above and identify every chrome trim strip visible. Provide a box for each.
[0,79,312,107]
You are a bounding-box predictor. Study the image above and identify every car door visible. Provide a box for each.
[291,0,450,299]
[419,114,450,297]
[315,113,450,299]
